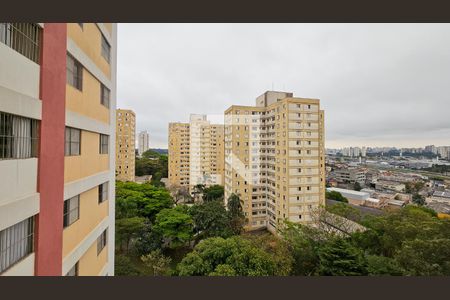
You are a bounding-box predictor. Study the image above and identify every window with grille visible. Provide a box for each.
[65,127,81,156]
[100,84,110,108]
[0,217,34,274]
[97,229,107,255]
[63,195,80,228]
[66,262,78,276]
[0,112,39,160]
[98,182,108,203]
[101,34,110,63]
[99,134,109,154]
[66,54,83,90]
[0,23,41,64]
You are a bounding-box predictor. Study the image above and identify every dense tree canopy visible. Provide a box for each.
[153,205,194,248]
[176,236,287,276]
[116,181,173,221]
[190,200,233,240]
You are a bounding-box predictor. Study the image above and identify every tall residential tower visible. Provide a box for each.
[0,23,117,276]
[224,91,325,233]
[138,130,150,156]
[116,109,136,182]
[169,114,225,194]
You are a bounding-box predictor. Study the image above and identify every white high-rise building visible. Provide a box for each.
[138,130,150,156]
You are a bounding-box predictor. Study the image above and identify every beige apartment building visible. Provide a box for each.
[224,91,325,233]
[169,114,225,194]
[116,109,136,181]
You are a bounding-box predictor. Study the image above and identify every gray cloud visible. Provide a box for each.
[117,24,450,149]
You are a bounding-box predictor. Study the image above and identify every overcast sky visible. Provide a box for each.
[117,24,450,149]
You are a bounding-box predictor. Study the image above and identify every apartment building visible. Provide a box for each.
[138,130,150,156]
[0,23,117,276]
[168,114,225,194]
[116,109,136,182]
[224,91,325,233]
[334,168,366,184]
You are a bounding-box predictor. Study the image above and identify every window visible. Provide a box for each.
[98,182,108,203]
[67,54,83,90]
[0,217,34,274]
[99,134,109,154]
[65,127,81,156]
[97,229,107,255]
[0,23,42,64]
[100,84,110,108]
[63,195,80,228]
[101,34,110,63]
[66,262,78,276]
[0,112,39,159]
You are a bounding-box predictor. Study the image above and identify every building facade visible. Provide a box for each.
[116,109,136,182]
[138,130,150,156]
[224,91,325,233]
[168,114,225,194]
[0,23,117,276]
[334,168,366,184]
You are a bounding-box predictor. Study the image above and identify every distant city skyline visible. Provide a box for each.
[117,24,450,149]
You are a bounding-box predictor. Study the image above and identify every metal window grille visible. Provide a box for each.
[99,134,109,154]
[66,54,83,90]
[0,23,41,64]
[65,127,81,156]
[63,195,80,228]
[100,84,110,108]
[101,34,110,63]
[0,216,35,274]
[97,229,107,255]
[0,112,39,160]
[98,182,109,203]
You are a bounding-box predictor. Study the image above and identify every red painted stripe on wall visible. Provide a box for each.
[35,23,67,276]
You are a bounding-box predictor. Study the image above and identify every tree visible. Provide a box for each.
[317,238,368,275]
[326,202,362,223]
[190,200,233,241]
[412,193,425,206]
[394,238,450,275]
[353,182,362,191]
[325,191,348,203]
[115,255,141,276]
[116,181,174,222]
[153,205,194,248]
[243,234,293,276]
[226,193,245,235]
[280,221,332,276]
[366,255,404,276]
[141,249,172,276]
[133,222,164,256]
[176,236,282,276]
[115,217,146,254]
[202,185,224,202]
[169,185,192,205]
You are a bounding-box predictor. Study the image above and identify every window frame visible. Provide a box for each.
[98,182,109,204]
[0,216,35,274]
[66,53,83,91]
[63,195,80,228]
[99,134,109,154]
[101,34,111,63]
[100,84,110,108]
[65,127,81,156]
[97,229,107,255]
[66,262,79,276]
